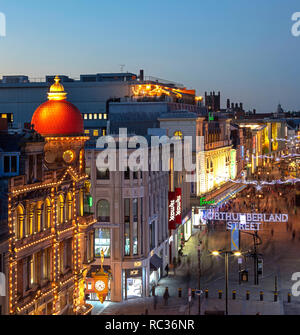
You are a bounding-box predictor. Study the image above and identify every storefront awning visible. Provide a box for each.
[150,254,163,271]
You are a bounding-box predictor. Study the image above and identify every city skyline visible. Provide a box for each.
[0,0,300,113]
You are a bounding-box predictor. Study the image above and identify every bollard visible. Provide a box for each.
[232,290,236,300]
[192,289,195,298]
[288,293,291,303]
[218,290,222,299]
[274,291,278,302]
[205,289,208,299]
[246,290,250,300]
[178,288,182,298]
[260,291,264,301]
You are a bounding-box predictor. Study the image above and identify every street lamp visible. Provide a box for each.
[211,250,243,315]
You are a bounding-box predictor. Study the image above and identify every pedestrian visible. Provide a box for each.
[165,264,169,277]
[292,230,296,241]
[163,287,170,306]
[152,285,156,297]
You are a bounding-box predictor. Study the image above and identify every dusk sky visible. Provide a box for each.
[1,0,300,113]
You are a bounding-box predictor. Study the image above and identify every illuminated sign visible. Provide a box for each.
[175,188,182,225]
[204,211,288,231]
[168,191,176,230]
[134,261,142,267]
[199,197,215,206]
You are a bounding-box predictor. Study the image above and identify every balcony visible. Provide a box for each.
[78,214,95,226]
[15,228,52,251]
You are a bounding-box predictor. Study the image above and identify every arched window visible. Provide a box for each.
[173,130,183,139]
[44,197,51,229]
[57,194,65,225]
[26,205,34,236]
[15,205,24,239]
[35,201,43,233]
[66,192,72,222]
[97,200,110,222]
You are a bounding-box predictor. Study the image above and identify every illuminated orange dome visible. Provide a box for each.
[31,76,84,136]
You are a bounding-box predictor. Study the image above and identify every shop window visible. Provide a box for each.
[95,228,111,258]
[93,129,99,137]
[97,200,110,222]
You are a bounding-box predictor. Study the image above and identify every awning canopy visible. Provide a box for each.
[150,254,163,271]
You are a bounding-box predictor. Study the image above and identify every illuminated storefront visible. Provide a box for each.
[123,268,143,299]
[95,228,111,258]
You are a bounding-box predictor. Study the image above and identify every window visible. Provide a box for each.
[44,198,51,229]
[66,193,72,222]
[57,195,64,225]
[4,156,9,173]
[16,205,24,239]
[97,168,110,180]
[84,114,88,120]
[150,221,155,250]
[103,113,107,120]
[98,113,102,119]
[124,166,130,180]
[102,129,106,136]
[124,199,130,256]
[93,130,99,137]
[95,228,111,257]
[174,130,183,139]
[97,200,110,222]
[94,114,98,120]
[89,114,93,120]
[85,129,90,134]
[133,199,138,255]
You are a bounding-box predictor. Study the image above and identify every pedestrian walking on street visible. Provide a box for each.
[165,264,169,277]
[152,285,156,297]
[163,287,170,306]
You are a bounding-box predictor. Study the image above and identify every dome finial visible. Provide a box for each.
[48,75,67,101]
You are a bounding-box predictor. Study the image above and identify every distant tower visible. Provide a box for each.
[205,91,220,112]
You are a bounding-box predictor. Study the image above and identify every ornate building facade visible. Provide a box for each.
[2,77,95,314]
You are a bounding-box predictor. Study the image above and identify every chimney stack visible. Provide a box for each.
[139,69,144,81]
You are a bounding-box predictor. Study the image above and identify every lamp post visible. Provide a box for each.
[211,250,242,315]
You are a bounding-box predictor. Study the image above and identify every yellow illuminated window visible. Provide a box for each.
[93,130,99,137]
[85,129,90,134]
[99,113,102,119]
[103,114,107,120]
[84,114,87,120]
[94,114,98,120]
[1,114,7,118]
[102,129,106,136]
[89,114,93,120]
[174,130,183,139]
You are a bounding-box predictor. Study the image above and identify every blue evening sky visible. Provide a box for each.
[0,0,300,113]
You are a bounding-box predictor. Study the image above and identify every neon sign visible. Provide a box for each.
[199,197,215,206]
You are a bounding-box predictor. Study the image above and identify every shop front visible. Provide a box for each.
[149,254,163,288]
[182,211,192,242]
[123,268,143,300]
